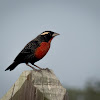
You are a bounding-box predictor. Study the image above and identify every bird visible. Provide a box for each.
[5,31,59,71]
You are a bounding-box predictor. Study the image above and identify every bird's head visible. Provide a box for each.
[40,31,59,42]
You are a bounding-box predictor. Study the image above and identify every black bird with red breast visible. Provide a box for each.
[5,31,59,71]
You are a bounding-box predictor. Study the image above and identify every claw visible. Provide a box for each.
[42,68,51,72]
[26,63,51,73]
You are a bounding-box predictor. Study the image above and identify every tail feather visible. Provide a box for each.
[5,62,19,71]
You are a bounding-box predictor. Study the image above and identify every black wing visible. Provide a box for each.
[14,40,40,63]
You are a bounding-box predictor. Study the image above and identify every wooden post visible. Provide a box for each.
[0,69,69,100]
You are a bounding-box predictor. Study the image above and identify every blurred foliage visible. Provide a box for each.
[66,80,100,100]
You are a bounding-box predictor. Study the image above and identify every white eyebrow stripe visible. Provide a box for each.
[41,32,49,35]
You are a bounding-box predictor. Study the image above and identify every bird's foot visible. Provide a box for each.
[34,69,42,72]
[42,68,51,72]
[33,68,51,73]
[31,64,51,73]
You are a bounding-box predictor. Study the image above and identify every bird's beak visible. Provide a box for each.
[52,33,60,37]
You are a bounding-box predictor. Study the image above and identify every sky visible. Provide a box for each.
[0,0,100,98]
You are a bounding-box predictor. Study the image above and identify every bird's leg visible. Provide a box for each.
[33,64,43,70]
[26,63,37,70]
[33,64,51,72]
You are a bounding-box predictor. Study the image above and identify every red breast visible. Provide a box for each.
[34,38,53,59]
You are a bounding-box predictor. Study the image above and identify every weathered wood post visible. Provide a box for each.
[0,69,69,100]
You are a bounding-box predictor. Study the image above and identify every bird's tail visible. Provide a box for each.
[5,61,19,71]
